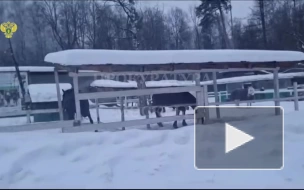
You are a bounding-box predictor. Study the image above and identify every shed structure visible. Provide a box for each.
[0,66,97,120]
[44,49,304,132]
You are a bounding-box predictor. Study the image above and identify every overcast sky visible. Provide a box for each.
[138,0,254,20]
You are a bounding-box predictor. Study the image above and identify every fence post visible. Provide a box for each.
[96,100,100,123]
[203,85,210,122]
[94,75,100,123]
[125,96,128,108]
[195,73,204,125]
[72,72,82,126]
[293,81,299,111]
[195,73,204,106]
[235,100,240,106]
[54,69,64,121]
[120,97,125,121]
[273,68,280,115]
[136,74,148,116]
[145,110,151,129]
[26,110,31,123]
[212,71,220,119]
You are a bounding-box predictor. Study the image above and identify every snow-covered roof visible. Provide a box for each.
[91,72,304,88]
[91,80,137,88]
[0,66,55,72]
[28,83,72,103]
[44,49,304,66]
[90,79,195,88]
[0,66,99,73]
[200,72,304,85]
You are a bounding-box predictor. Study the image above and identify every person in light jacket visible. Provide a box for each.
[4,91,11,107]
[0,92,4,107]
[247,85,255,106]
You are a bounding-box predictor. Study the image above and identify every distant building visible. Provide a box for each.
[0,66,95,110]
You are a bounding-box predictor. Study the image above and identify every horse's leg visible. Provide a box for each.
[67,111,74,120]
[155,107,164,127]
[162,107,166,113]
[87,112,94,124]
[181,107,188,126]
[246,97,250,106]
[173,108,180,128]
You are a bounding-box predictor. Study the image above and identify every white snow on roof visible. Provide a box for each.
[44,49,304,66]
[91,72,304,88]
[0,66,98,73]
[91,80,137,88]
[200,72,304,85]
[90,80,196,88]
[0,66,55,72]
[28,83,72,103]
[78,70,100,73]
[146,80,195,87]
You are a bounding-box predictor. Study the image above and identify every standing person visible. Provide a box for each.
[0,92,3,107]
[4,90,11,107]
[247,85,255,106]
[12,90,19,106]
[260,87,266,99]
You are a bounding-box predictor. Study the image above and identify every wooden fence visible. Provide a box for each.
[0,81,302,133]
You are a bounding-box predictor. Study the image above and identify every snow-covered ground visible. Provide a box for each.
[0,101,304,188]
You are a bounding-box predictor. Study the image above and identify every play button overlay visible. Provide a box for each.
[194,106,284,170]
[225,123,254,153]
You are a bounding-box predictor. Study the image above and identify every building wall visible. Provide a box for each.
[28,72,95,92]
[28,72,71,85]
[226,79,291,93]
[207,84,227,93]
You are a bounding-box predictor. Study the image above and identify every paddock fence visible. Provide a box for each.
[0,70,302,133]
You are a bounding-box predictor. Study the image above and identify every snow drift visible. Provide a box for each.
[0,104,304,188]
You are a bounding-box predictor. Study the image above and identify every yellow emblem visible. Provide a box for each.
[0,22,18,38]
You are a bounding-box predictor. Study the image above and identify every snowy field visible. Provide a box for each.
[0,101,304,188]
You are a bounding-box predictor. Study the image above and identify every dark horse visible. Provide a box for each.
[151,92,197,128]
[62,88,94,124]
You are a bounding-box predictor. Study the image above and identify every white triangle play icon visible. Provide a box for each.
[225,123,254,154]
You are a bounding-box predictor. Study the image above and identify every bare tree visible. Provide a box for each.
[228,3,235,48]
[86,0,98,48]
[76,0,89,48]
[8,1,29,63]
[37,0,82,50]
[189,5,202,49]
[258,0,268,48]
[166,7,192,50]
[196,0,232,49]
[27,1,51,62]
[107,0,141,50]
[107,0,148,116]
[139,6,169,50]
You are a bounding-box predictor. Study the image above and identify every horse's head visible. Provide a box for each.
[62,88,75,111]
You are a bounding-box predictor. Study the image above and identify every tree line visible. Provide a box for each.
[0,0,303,66]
